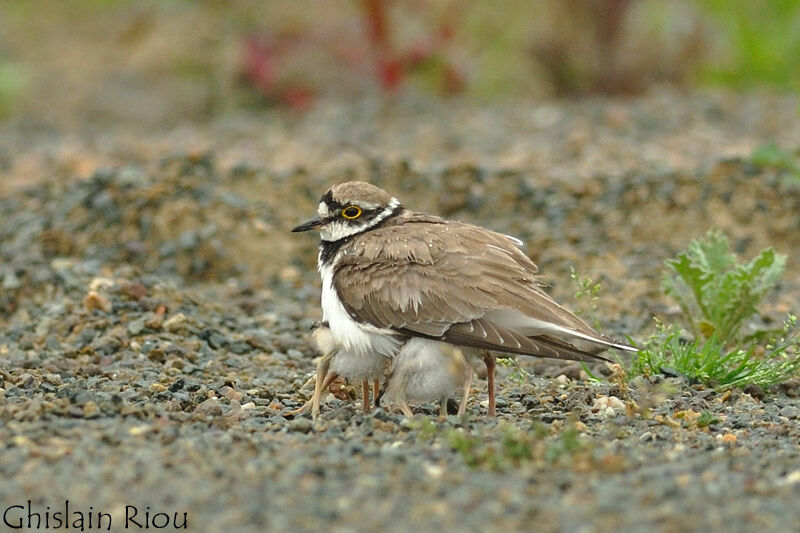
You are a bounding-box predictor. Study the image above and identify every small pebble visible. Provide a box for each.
[163,313,189,333]
[83,291,112,313]
[592,395,625,418]
[127,319,146,335]
[288,417,313,434]
[196,397,222,416]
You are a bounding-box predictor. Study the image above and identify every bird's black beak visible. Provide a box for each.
[291,217,325,232]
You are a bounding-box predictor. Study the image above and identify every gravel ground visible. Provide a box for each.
[2,91,800,532]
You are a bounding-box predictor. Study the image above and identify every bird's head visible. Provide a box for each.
[292,181,403,242]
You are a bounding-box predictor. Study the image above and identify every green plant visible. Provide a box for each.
[496,357,531,386]
[630,230,800,391]
[446,427,523,470]
[633,317,800,390]
[500,424,534,462]
[569,265,602,329]
[751,143,800,180]
[445,422,586,471]
[695,0,800,87]
[662,229,785,341]
[568,266,621,381]
[543,427,584,462]
[447,429,486,468]
[695,411,721,428]
[0,61,22,118]
[405,417,439,442]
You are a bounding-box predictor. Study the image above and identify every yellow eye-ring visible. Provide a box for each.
[341,206,362,219]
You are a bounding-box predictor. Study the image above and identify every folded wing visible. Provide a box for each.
[334,216,634,361]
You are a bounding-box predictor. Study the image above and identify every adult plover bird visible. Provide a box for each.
[292,181,635,416]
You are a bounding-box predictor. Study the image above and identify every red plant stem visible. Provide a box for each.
[362,0,390,51]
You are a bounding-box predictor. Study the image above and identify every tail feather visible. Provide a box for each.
[559,329,637,353]
[434,319,611,363]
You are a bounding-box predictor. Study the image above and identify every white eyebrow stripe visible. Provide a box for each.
[354,201,380,211]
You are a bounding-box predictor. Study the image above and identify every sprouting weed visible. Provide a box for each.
[696,411,721,428]
[444,422,588,470]
[544,427,584,462]
[631,316,800,391]
[496,357,531,386]
[570,265,602,330]
[751,142,800,180]
[629,231,799,393]
[662,229,785,341]
[406,417,439,442]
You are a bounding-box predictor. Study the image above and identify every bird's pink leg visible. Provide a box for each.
[372,380,381,408]
[362,380,371,413]
[483,352,496,417]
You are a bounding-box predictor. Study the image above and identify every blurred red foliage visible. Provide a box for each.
[241,37,314,111]
[360,0,463,93]
[240,0,464,109]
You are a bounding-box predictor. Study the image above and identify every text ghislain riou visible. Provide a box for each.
[3,501,187,530]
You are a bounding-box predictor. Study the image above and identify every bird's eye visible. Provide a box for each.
[341,206,362,219]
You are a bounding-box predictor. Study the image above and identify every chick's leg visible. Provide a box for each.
[312,367,339,420]
[397,387,414,419]
[288,353,332,418]
[458,369,473,418]
[439,397,450,419]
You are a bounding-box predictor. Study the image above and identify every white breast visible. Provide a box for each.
[319,261,401,358]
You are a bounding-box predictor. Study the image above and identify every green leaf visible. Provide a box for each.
[630,318,800,392]
[751,143,800,173]
[662,230,785,341]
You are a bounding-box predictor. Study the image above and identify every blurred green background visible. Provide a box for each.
[1,0,799,126]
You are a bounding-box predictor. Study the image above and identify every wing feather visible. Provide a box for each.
[441,319,609,362]
[334,213,632,358]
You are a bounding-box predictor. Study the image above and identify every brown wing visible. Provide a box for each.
[437,319,609,362]
[333,213,619,359]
